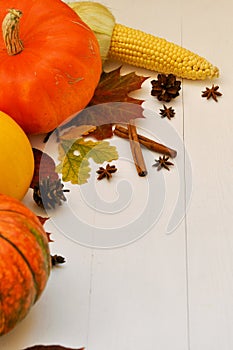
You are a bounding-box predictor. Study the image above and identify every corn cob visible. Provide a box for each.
[68,1,219,80]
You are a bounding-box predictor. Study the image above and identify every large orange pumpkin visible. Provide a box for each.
[0,0,102,134]
[0,194,51,335]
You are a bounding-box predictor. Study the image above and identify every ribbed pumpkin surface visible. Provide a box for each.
[0,0,102,134]
[0,194,51,336]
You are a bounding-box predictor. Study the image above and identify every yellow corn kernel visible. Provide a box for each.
[108,24,219,80]
[69,2,219,80]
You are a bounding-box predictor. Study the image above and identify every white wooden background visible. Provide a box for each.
[1,0,233,349]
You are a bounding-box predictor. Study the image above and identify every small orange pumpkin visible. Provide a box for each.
[0,0,102,134]
[0,194,51,335]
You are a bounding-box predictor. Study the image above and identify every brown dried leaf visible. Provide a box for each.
[62,67,148,140]
[23,346,84,350]
[37,216,49,226]
[65,102,144,141]
[89,66,148,105]
[37,216,53,242]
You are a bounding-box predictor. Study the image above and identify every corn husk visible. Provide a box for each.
[68,1,219,80]
[68,1,115,61]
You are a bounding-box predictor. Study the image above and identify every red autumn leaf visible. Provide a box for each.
[37,216,50,226]
[62,67,148,140]
[89,66,148,105]
[46,232,53,242]
[30,148,59,188]
[23,346,85,350]
[37,216,54,242]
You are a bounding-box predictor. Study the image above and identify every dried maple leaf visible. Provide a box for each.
[30,148,59,189]
[46,231,53,243]
[36,218,66,265]
[23,346,84,350]
[37,216,50,226]
[65,102,145,141]
[37,216,53,242]
[56,138,118,185]
[61,67,148,140]
[90,66,148,105]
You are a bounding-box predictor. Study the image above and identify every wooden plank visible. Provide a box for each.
[182,0,233,348]
[0,216,93,349]
[85,0,189,349]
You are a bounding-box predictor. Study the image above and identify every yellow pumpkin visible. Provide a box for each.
[0,112,34,200]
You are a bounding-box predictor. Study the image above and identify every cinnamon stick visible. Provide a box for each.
[128,121,147,177]
[114,124,177,158]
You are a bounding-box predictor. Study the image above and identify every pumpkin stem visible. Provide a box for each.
[2,9,24,56]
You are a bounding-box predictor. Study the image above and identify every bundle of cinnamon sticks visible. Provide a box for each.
[113,123,177,176]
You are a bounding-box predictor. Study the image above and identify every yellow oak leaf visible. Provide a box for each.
[56,138,118,185]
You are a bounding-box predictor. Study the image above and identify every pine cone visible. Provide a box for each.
[33,177,69,210]
[151,73,181,102]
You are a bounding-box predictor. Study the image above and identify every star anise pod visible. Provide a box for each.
[153,155,174,171]
[51,254,66,266]
[151,74,181,102]
[201,84,222,102]
[159,104,175,120]
[96,164,117,180]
